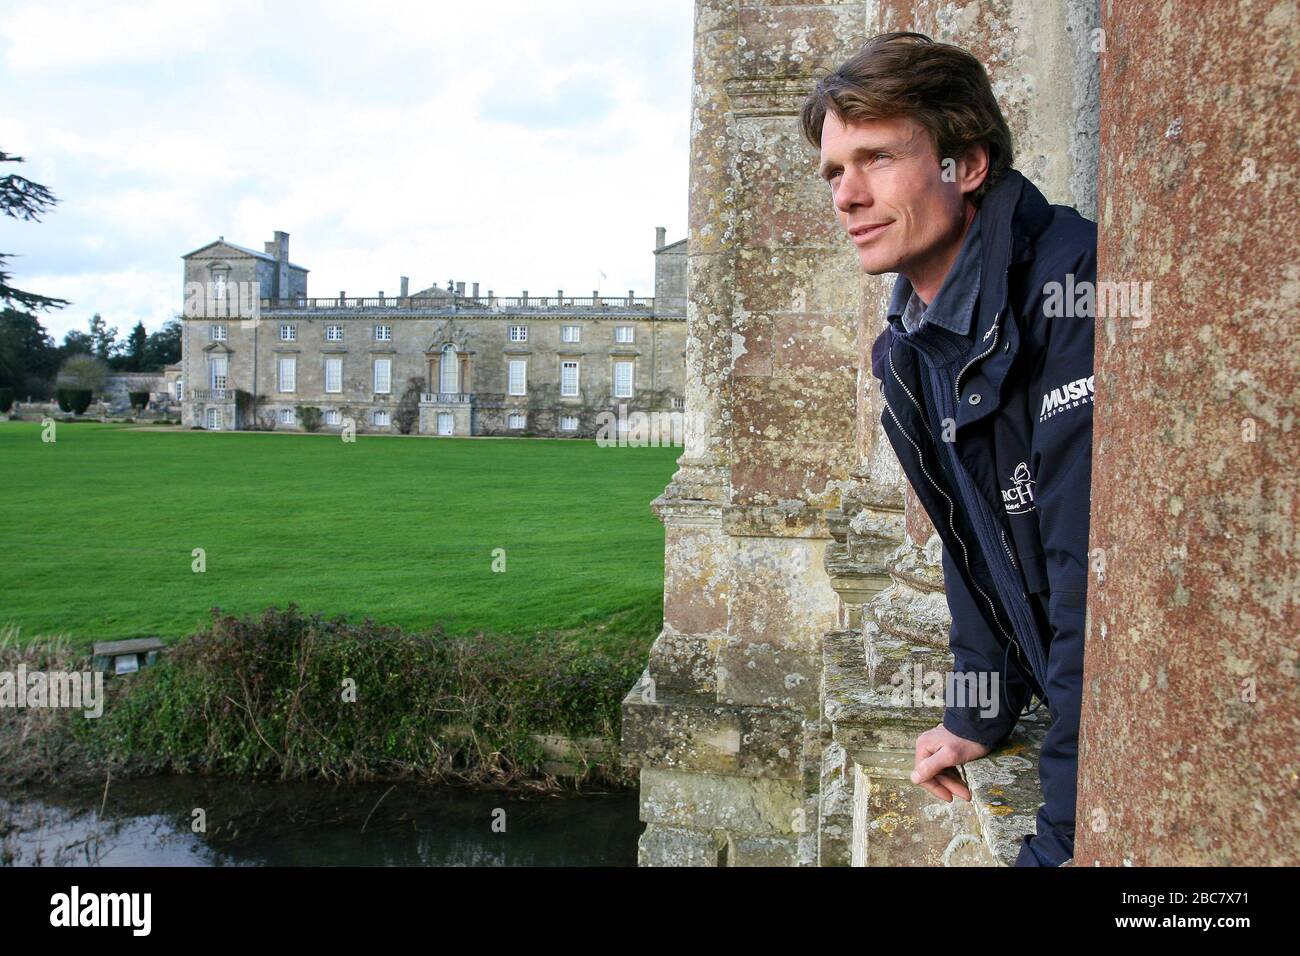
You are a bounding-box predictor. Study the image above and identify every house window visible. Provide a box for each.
[439,345,458,394]
[206,407,223,430]
[326,325,343,342]
[509,325,527,342]
[614,360,634,398]
[615,325,634,344]
[325,357,342,393]
[278,356,296,393]
[508,360,527,396]
[210,324,227,341]
[671,396,684,410]
[611,361,631,400]
[373,409,391,427]
[373,358,392,394]
[507,412,526,429]
[560,414,578,431]
[175,377,184,402]
[561,325,580,343]
[279,323,296,342]
[279,408,295,424]
[324,409,342,426]
[560,360,579,397]
[279,356,297,392]
[209,355,228,390]
[375,324,392,341]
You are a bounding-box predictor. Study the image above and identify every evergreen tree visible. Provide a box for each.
[144,318,182,369]
[0,307,58,394]
[125,321,147,371]
[0,150,69,313]
[61,329,93,355]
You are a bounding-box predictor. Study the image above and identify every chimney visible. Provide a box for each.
[275,231,289,261]
[655,226,666,250]
[264,240,276,256]
[400,276,409,298]
[472,282,479,299]
[456,281,465,296]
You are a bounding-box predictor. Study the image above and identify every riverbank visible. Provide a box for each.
[0,605,641,792]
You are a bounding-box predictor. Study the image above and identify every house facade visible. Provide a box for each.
[179,229,687,437]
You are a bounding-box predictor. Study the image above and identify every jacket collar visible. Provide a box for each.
[872,168,1053,382]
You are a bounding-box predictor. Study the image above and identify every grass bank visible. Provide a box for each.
[0,605,647,791]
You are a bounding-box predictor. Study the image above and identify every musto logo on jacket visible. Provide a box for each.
[1002,462,1036,515]
[1038,374,1095,422]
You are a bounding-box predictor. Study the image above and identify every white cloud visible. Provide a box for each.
[1,0,693,334]
[1,0,238,71]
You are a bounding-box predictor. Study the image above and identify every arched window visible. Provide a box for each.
[440,344,459,394]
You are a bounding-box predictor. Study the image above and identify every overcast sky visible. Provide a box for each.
[0,0,694,341]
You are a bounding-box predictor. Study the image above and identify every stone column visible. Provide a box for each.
[621,0,865,867]
[1075,0,1299,866]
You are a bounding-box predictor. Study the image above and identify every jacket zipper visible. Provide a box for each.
[999,528,1027,601]
[955,309,1001,405]
[885,342,1040,699]
[885,347,1017,650]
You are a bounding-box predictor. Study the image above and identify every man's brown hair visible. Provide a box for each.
[800,31,1013,204]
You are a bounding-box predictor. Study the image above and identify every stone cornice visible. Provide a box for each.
[723,76,817,118]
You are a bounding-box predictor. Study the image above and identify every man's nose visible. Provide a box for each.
[832,166,870,214]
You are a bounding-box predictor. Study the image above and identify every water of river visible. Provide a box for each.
[0,776,642,867]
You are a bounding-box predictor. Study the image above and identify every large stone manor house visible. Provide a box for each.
[178,228,686,437]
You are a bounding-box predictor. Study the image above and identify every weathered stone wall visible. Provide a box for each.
[182,313,686,435]
[654,236,688,318]
[1075,0,1299,866]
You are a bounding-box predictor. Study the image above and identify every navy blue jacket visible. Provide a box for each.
[870,168,1097,749]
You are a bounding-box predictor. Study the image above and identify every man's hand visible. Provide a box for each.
[911,723,991,802]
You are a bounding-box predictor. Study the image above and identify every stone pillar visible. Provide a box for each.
[1075,0,1299,866]
[621,0,864,867]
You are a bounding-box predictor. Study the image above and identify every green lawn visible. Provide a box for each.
[0,422,678,648]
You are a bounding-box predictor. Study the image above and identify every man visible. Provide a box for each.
[800,32,1096,866]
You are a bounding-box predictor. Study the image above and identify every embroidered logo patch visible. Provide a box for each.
[1001,461,1037,515]
[1039,374,1095,422]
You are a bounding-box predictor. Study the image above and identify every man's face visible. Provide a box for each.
[818,112,971,287]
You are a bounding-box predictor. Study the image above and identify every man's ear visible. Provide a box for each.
[958,142,990,199]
